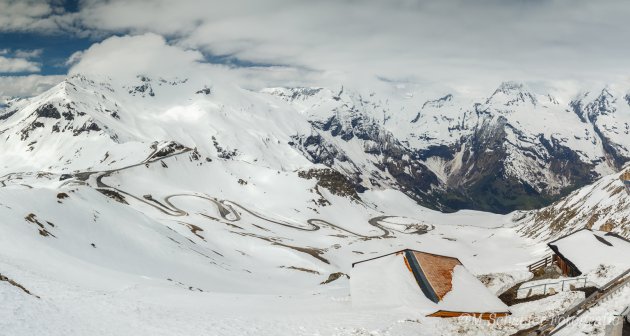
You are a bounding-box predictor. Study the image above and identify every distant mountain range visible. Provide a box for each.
[4,75,627,213]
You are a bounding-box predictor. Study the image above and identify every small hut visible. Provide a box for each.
[548,229,630,278]
[350,249,510,320]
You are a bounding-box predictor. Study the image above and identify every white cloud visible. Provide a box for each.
[66,33,330,92]
[14,49,43,59]
[68,33,205,81]
[0,56,41,73]
[0,0,71,32]
[0,74,64,98]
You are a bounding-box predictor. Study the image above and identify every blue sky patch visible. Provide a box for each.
[0,32,96,76]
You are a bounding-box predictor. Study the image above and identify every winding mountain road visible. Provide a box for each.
[87,146,433,240]
[0,144,434,241]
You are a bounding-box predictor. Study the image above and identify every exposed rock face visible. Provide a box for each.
[302,100,451,210]
[289,133,351,167]
[35,104,61,119]
[128,76,155,97]
[298,168,361,201]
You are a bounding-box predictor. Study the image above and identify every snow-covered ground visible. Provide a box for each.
[516,277,591,299]
[0,149,544,335]
[2,148,626,335]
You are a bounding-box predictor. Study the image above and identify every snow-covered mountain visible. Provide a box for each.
[2,75,629,214]
[263,81,629,213]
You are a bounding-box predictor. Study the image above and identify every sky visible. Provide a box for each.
[1,0,630,98]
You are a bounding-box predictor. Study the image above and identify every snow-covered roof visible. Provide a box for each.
[350,250,510,317]
[548,229,630,276]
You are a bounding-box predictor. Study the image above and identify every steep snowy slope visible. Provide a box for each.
[516,166,630,240]
[0,75,324,175]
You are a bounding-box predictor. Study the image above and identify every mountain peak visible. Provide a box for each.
[597,87,615,101]
[421,94,453,109]
[495,81,525,93]
[261,87,327,102]
[486,81,537,106]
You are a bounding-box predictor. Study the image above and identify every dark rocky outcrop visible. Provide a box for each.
[35,104,61,119]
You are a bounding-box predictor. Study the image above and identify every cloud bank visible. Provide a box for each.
[2,0,630,96]
[71,0,630,85]
[67,34,204,81]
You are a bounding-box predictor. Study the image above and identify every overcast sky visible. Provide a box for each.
[1,0,630,97]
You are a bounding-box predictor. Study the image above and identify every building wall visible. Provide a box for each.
[553,254,579,277]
